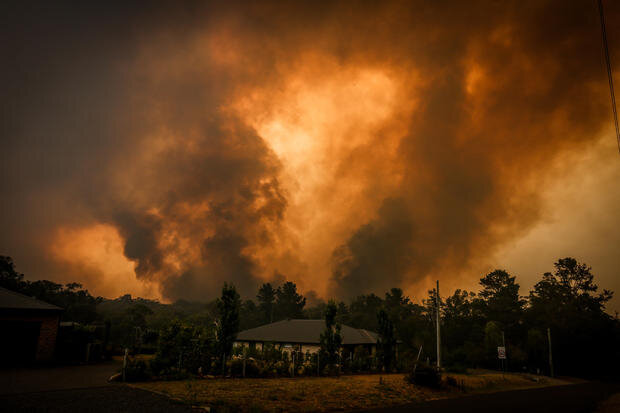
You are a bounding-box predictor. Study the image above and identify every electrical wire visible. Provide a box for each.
[597,0,620,154]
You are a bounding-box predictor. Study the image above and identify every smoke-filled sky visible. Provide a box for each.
[1,1,619,311]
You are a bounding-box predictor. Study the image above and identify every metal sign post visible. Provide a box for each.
[122,348,128,382]
[547,328,554,377]
[436,280,441,369]
[497,346,506,360]
[242,347,246,378]
[497,346,506,377]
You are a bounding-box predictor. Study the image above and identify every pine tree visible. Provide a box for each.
[377,308,396,372]
[275,281,306,320]
[257,283,276,323]
[319,300,342,373]
[215,283,240,361]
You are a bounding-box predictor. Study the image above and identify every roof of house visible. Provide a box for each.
[236,319,378,345]
[0,287,63,312]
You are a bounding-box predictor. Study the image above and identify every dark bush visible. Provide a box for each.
[406,363,442,388]
[445,363,468,374]
[322,363,340,377]
[275,360,292,376]
[158,367,190,381]
[230,357,261,377]
[446,375,458,387]
[150,321,213,376]
[149,354,173,377]
[245,359,261,377]
[302,353,318,376]
[124,359,149,382]
[352,346,372,372]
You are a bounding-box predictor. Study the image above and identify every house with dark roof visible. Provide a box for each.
[234,319,379,355]
[0,287,62,365]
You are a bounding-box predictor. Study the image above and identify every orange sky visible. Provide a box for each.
[1,1,619,312]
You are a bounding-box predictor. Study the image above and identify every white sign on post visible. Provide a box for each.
[497,346,506,359]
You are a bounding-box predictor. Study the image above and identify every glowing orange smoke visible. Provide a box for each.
[232,56,418,295]
[50,224,163,300]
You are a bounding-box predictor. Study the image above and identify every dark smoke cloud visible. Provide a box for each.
[115,213,164,279]
[326,1,620,297]
[1,1,288,300]
[1,1,619,304]
[332,198,415,299]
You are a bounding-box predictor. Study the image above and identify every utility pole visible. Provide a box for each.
[502,331,506,374]
[547,327,554,377]
[436,280,441,369]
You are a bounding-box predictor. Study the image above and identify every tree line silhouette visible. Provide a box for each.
[1,255,618,378]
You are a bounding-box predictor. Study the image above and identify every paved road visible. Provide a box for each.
[363,382,620,413]
[0,361,121,394]
[0,385,195,413]
[0,362,196,413]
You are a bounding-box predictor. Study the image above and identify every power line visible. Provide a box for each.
[597,0,620,154]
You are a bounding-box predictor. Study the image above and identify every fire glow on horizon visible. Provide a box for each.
[2,1,619,309]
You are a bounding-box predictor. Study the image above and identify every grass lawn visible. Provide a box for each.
[133,371,570,412]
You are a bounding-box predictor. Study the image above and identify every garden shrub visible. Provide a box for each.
[274,360,291,376]
[123,358,149,382]
[230,357,261,377]
[445,363,468,374]
[352,346,372,372]
[158,367,190,381]
[301,357,318,376]
[245,359,261,377]
[322,363,341,377]
[150,320,214,376]
[406,362,442,388]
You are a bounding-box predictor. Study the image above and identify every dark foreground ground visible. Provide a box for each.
[0,385,195,413]
[0,367,617,413]
[0,361,120,395]
[364,381,620,413]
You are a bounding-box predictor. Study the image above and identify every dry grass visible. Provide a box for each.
[133,371,570,412]
[595,392,620,413]
[446,370,568,392]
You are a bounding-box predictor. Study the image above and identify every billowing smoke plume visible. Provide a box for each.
[1,1,619,302]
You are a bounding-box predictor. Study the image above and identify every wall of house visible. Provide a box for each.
[233,341,377,356]
[36,316,59,360]
[301,344,320,354]
[0,313,60,362]
[233,341,265,351]
[233,341,260,351]
[235,341,317,353]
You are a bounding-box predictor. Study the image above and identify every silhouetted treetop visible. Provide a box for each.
[275,281,306,320]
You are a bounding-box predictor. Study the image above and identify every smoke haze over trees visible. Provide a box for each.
[1,1,620,308]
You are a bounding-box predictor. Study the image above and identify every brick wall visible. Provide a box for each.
[0,313,60,361]
[36,316,59,361]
